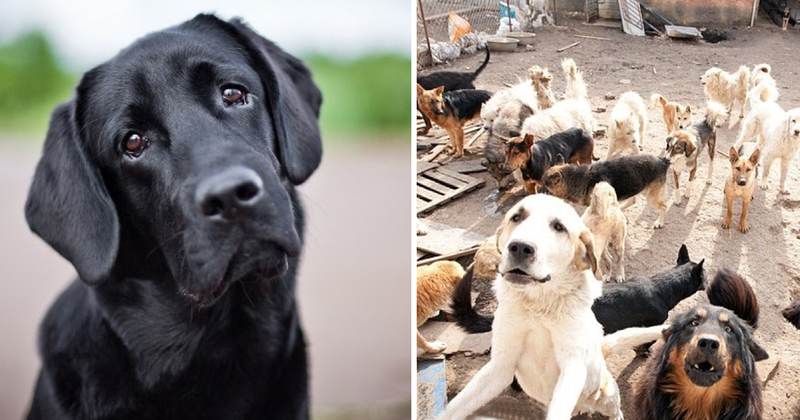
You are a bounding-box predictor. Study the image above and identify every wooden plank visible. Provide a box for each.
[417,161,439,174]
[416,246,479,266]
[574,34,610,41]
[425,171,469,189]
[417,198,429,208]
[436,167,480,185]
[418,176,454,195]
[421,145,447,162]
[442,160,486,174]
[557,41,580,52]
[417,185,443,201]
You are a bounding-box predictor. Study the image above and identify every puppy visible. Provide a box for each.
[482,132,517,189]
[664,101,727,182]
[723,146,760,233]
[441,195,665,420]
[543,154,670,228]
[453,245,704,336]
[416,84,492,158]
[582,182,626,282]
[607,91,648,158]
[503,128,594,193]
[701,66,750,127]
[734,101,800,194]
[632,270,768,420]
[528,65,556,110]
[665,130,699,206]
[416,261,466,353]
[417,49,490,134]
[651,93,692,134]
[520,59,592,140]
[480,79,538,134]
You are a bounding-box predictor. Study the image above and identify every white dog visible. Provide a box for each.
[582,182,626,282]
[520,59,592,140]
[480,79,538,134]
[701,66,750,128]
[735,102,800,194]
[606,91,647,159]
[746,64,779,111]
[440,194,665,420]
[529,65,556,110]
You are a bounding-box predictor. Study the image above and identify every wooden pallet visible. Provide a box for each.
[417,167,484,215]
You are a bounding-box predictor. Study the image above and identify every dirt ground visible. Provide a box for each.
[417,14,800,420]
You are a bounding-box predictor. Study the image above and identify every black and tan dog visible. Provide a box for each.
[503,128,594,194]
[417,84,492,158]
[632,269,768,420]
[417,49,490,134]
[542,154,670,228]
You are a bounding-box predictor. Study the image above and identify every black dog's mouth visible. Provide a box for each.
[184,253,289,309]
[684,356,725,386]
[503,268,551,285]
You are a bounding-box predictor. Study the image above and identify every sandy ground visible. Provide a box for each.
[417,14,800,420]
[0,140,412,420]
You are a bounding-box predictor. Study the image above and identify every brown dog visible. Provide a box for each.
[416,84,491,158]
[651,94,692,134]
[723,146,760,233]
[416,260,466,353]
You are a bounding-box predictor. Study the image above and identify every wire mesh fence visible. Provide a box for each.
[417,0,513,44]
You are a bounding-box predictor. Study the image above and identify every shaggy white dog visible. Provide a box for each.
[480,79,538,133]
[701,66,750,128]
[606,91,647,159]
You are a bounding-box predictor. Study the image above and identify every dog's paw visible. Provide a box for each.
[739,223,750,233]
[780,189,790,195]
[427,341,447,353]
[653,220,664,229]
[760,184,769,190]
[722,220,732,229]
[613,275,625,283]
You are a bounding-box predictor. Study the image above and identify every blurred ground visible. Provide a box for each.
[0,140,412,419]
[417,14,800,420]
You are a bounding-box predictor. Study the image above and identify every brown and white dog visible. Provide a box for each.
[416,261,466,353]
[651,94,692,134]
[723,146,760,233]
[440,194,666,420]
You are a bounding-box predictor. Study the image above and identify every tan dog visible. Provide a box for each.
[416,260,465,353]
[582,182,627,282]
[723,146,760,233]
[651,94,692,134]
[606,91,648,158]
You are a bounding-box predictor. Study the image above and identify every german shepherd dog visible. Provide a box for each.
[542,154,670,228]
[417,49,490,134]
[724,146,760,233]
[632,269,769,420]
[503,128,594,193]
[417,85,492,158]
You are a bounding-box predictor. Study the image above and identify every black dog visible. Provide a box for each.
[24,15,321,419]
[452,245,703,335]
[632,270,768,420]
[416,49,490,134]
[783,301,800,329]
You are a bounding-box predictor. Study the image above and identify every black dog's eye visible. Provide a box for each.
[222,86,247,106]
[123,132,149,158]
[552,221,565,232]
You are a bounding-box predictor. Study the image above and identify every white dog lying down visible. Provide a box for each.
[440,194,665,420]
[734,101,800,194]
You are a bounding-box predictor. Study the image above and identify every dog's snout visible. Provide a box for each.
[737,178,747,186]
[508,241,535,262]
[697,337,720,355]
[196,167,264,221]
[794,129,800,136]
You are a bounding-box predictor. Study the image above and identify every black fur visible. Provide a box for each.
[593,245,705,334]
[512,128,593,182]
[783,301,800,329]
[443,89,493,120]
[24,14,320,419]
[416,49,490,91]
[543,154,670,204]
[708,269,759,328]
[452,245,703,335]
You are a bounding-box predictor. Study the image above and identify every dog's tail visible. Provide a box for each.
[736,65,752,90]
[471,48,491,81]
[707,269,759,329]
[746,82,779,108]
[562,58,588,101]
[782,301,800,330]
[601,325,667,358]
[650,93,667,109]
[704,100,729,128]
[752,63,771,77]
[451,265,494,333]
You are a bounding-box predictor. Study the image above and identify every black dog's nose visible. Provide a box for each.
[508,241,535,263]
[196,167,264,221]
[698,337,720,355]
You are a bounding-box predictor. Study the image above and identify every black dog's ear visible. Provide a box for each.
[749,339,769,362]
[25,102,119,285]
[677,244,690,265]
[227,19,322,185]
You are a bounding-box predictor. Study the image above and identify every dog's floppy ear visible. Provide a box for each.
[749,148,760,165]
[729,146,739,164]
[572,229,598,275]
[226,19,322,185]
[677,244,690,265]
[684,138,696,157]
[523,134,535,148]
[25,102,119,285]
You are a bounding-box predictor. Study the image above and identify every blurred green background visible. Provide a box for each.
[0,30,411,141]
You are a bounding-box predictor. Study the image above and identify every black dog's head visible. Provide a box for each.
[660,304,768,388]
[25,15,322,308]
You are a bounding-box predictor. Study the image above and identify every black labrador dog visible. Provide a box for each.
[24,14,321,419]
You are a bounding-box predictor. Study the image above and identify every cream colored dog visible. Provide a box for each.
[582,182,626,282]
[606,91,647,158]
[701,66,750,128]
[520,59,592,140]
[440,194,665,420]
[480,79,538,134]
